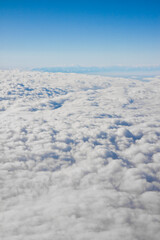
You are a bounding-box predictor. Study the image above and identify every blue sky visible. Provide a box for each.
[0,0,160,68]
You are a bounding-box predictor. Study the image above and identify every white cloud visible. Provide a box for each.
[0,70,160,240]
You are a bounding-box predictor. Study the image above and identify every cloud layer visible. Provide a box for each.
[0,70,160,240]
[33,65,160,75]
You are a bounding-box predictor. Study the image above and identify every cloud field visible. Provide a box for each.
[0,70,160,240]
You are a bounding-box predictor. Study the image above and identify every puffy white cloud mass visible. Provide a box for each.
[0,70,160,240]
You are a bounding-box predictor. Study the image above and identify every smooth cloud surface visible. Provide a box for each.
[0,70,160,240]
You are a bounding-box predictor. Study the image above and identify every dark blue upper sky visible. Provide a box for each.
[0,0,160,68]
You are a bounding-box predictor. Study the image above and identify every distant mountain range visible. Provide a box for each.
[33,66,160,74]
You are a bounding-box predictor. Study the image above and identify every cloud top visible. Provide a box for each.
[0,70,160,240]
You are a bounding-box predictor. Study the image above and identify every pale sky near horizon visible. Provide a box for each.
[0,0,160,68]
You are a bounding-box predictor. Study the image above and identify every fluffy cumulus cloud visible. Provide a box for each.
[0,70,160,240]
